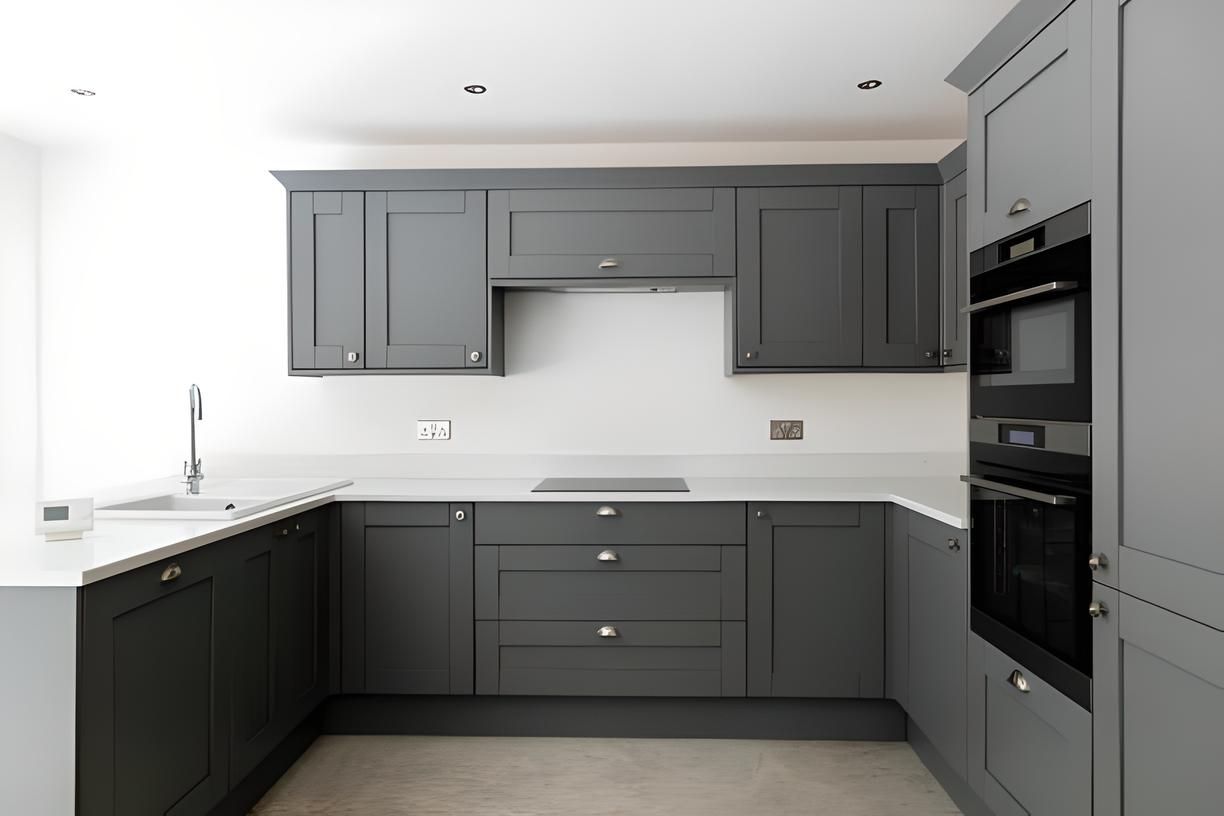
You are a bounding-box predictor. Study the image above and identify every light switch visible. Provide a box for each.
[417,420,452,441]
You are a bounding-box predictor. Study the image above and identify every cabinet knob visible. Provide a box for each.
[947,538,961,552]
[596,549,620,562]
[346,351,360,363]
[1088,553,1109,571]
[275,528,290,538]
[598,258,620,270]
[1008,197,1031,216]
[756,510,766,519]
[1088,600,1109,618]
[455,510,466,522]
[744,351,758,361]
[469,350,482,363]
[160,563,182,584]
[597,625,620,638]
[595,505,620,518]
[942,349,953,359]
[1007,669,1031,693]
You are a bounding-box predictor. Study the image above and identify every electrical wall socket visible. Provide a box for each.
[417,420,451,440]
[770,420,804,440]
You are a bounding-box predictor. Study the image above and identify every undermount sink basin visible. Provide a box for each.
[95,478,352,521]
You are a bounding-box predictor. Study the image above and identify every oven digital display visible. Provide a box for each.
[42,506,70,522]
[1007,429,1036,446]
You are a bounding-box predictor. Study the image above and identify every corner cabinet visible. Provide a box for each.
[340,502,474,694]
[287,188,500,375]
[747,503,884,697]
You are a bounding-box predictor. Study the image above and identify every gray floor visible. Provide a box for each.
[251,735,961,815]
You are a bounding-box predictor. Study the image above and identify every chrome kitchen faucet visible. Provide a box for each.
[184,384,204,494]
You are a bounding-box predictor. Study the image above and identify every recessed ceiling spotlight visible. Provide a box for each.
[463,84,487,95]
[69,88,96,96]
[857,79,883,90]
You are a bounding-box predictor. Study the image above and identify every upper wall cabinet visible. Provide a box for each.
[863,186,940,367]
[290,191,366,370]
[736,186,863,368]
[967,0,1091,250]
[286,188,498,375]
[365,191,488,369]
[941,171,968,366]
[488,188,734,279]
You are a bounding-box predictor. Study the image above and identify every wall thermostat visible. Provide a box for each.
[35,498,94,541]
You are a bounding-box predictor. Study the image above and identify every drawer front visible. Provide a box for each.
[967,633,1092,816]
[476,502,747,546]
[499,646,723,696]
[499,572,722,620]
[499,545,721,572]
[500,620,722,647]
[489,188,735,279]
[967,0,1091,249]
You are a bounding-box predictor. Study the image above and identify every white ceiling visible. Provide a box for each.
[0,0,1016,147]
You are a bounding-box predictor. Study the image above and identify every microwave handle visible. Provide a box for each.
[961,475,1078,506]
[961,281,1079,315]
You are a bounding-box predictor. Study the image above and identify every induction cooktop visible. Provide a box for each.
[531,477,690,493]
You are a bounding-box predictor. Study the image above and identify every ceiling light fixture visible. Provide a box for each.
[69,88,96,96]
[857,80,883,90]
[463,84,487,95]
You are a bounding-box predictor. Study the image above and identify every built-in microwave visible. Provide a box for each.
[967,203,1091,423]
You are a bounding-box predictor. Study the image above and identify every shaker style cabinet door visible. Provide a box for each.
[79,546,229,816]
[365,190,488,369]
[736,186,863,368]
[341,503,474,695]
[966,0,1091,249]
[289,191,366,370]
[862,185,941,367]
[940,171,968,366]
[747,503,884,697]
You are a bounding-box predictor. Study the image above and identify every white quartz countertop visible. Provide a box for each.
[0,475,966,587]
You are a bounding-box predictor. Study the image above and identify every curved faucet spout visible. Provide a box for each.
[185,384,204,494]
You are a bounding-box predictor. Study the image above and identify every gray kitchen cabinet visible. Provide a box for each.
[862,186,941,367]
[340,503,474,695]
[747,503,885,698]
[966,0,1091,249]
[488,187,734,279]
[735,186,863,368]
[365,190,489,369]
[940,170,968,366]
[906,511,967,779]
[227,511,329,783]
[966,632,1091,816]
[290,191,366,370]
[885,505,909,709]
[79,546,230,816]
[1119,0,1224,616]
[1114,592,1223,815]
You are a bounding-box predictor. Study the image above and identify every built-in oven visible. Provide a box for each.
[965,417,1092,710]
[967,203,1091,423]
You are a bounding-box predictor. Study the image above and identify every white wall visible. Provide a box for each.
[0,133,40,517]
[38,138,967,496]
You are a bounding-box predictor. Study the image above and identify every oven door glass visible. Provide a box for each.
[969,482,1091,675]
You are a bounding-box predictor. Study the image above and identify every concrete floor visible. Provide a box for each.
[251,735,961,815]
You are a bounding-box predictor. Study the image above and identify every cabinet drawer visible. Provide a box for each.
[489,188,734,279]
[476,502,746,546]
[967,0,1091,249]
[499,545,721,572]
[967,633,1091,816]
[499,646,723,696]
[500,620,722,647]
[499,572,722,620]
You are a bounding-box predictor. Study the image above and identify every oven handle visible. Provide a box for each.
[961,281,1079,315]
[961,475,1078,506]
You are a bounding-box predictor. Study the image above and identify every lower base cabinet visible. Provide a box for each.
[967,633,1091,816]
[747,503,885,698]
[79,544,230,816]
[340,502,474,694]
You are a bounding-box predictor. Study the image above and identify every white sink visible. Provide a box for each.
[96,478,352,521]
